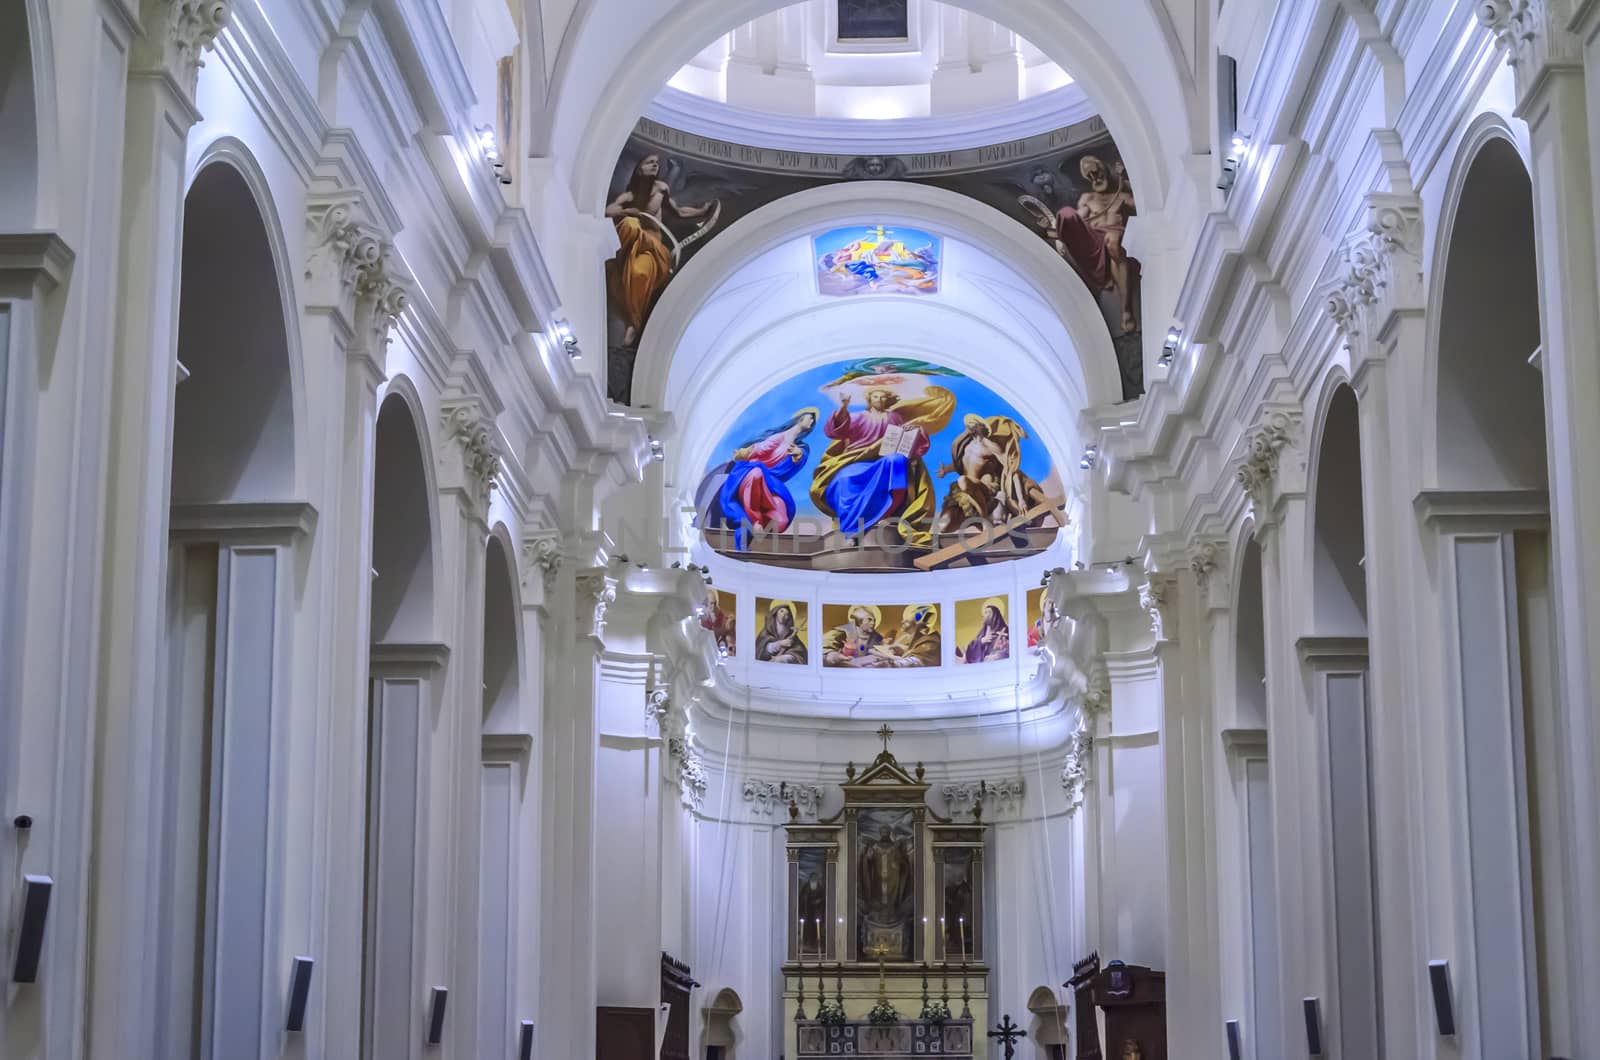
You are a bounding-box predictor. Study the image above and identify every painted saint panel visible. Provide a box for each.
[820,603,942,668]
[700,587,736,657]
[603,115,1143,404]
[695,356,1065,572]
[1026,587,1047,654]
[753,598,808,664]
[856,807,916,960]
[814,224,940,296]
[954,596,1011,664]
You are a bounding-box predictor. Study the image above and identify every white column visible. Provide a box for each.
[479,733,533,1060]
[1296,638,1380,1060]
[365,643,450,1060]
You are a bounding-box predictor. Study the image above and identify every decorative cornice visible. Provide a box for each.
[1236,412,1297,527]
[743,779,824,818]
[575,570,617,639]
[441,403,503,510]
[941,778,1024,818]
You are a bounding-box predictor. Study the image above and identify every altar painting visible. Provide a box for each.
[821,603,942,668]
[939,849,977,959]
[855,807,917,960]
[795,848,829,957]
[814,224,940,297]
[695,357,1065,572]
[754,598,808,664]
[953,596,1011,665]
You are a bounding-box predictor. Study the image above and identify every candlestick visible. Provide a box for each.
[834,963,844,1009]
[796,969,807,1021]
[960,960,971,1019]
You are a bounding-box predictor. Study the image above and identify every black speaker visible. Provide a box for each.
[1428,960,1456,1036]
[1302,997,1323,1056]
[286,956,314,1032]
[12,874,52,983]
[426,987,448,1045]
[1224,1019,1242,1060]
[519,1018,535,1060]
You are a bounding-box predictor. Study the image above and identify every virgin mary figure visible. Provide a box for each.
[697,409,819,550]
[810,386,955,547]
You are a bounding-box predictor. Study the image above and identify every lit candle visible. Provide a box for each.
[799,918,807,963]
[813,918,821,959]
[959,916,966,958]
[939,916,947,960]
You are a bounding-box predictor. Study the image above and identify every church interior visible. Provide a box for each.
[4,0,1600,1058]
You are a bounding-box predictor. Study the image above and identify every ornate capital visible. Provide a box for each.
[645,687,671,726]
[1237,411,1297,527]
[743,779,824,818]
[1139,573,1180,641]
[1189,540,1226,594]
[440,403,502,511]
[575,570,617,639]
[134,0,230,93]
[1477,0,1581,99]
[305,198,408,353]
[941,778,1024,818]
[1327,195,1423,344]
[520,536,563,595]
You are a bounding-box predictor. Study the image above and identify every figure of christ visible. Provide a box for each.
[604,154,719,347]
[1054,155,1141,335]
[810,387,954,546]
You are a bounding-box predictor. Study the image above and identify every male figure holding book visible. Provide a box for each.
[810,386,955,546]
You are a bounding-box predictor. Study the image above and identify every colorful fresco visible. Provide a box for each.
[695,356,1065,572]
[1026,587,1047,654]
[954,596,1011,665]
[603,115,1143,404]
[820,603,942,668]
[814,224,941,296]
[754,598,808,664]
[700,587,736,657]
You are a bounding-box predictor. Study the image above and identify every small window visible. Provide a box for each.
[838,0,909,40]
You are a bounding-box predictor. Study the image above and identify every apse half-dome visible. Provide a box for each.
[694,355,1064,571]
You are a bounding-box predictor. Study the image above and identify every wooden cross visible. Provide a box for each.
[988,1014,1028,1059]
[877,724,894,753]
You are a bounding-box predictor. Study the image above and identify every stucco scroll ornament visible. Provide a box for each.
[1477,0,1579,79]
[441,404,502,510]
[305,201,409,350]
[669,737,708,808]
[942,778,1025,818]
[1060,723,1094,815]
[645,687,672,727]
[520,536,562,594]
[1189,540,1226,595]
[575,571,616,639]
[135,0,231,90]
[743,779,824,817]
[1237,412,1295,528]
[1139,573,1179,641]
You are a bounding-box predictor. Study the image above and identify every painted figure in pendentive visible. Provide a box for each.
[754,601,807,665]
[936,414,1053,532]
[604,153,722,347]
[1052,154,1141,335]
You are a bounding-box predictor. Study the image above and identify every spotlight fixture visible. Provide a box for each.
[648,437,666,463]
[553,318,580,359]
[1218,130,1249,192]
[1078,444,1099,471]
[1159,325,1182,367]
[475,126,512,185]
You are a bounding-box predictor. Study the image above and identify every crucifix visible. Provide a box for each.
[988,1014,1028,1059]
[877,723,894,754]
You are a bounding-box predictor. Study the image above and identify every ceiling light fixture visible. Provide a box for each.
[1218,130,1249,192]
[553,318,580,359]
[648,437,666,463]
[1078,444,1099,471]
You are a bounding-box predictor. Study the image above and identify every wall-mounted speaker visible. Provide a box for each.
[519,1019,535,1060]
[1302,997,1323,1056]
[286,956,314,1032]
[12,874,53,983]
[426,987,448,1045]
[1224,1019,1242,1060]
[1428,960,1457,1036]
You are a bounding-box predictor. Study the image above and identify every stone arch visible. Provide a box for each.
[1427,121,1546,491]
[371,382,440,643]
[1306,376,1368,637]
[482,524,524,730]
[171,158,300,504]
[557,0,1181,218]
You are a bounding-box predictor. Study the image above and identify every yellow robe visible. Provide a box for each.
[809,387,956,547]
[607,216,672,332]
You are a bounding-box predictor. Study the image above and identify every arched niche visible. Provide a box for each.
[171,162,297,505]
[0,1,49,230]
[482,531,523,730]
[1234,535,1267,728]
[1027,984,1069,1048]
[1433,134,1546,491]
[371,391,437,643]
[703,986,743,1055]
[1309,384,1368,636]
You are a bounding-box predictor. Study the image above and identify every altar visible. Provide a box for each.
[782,729,989,1059]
